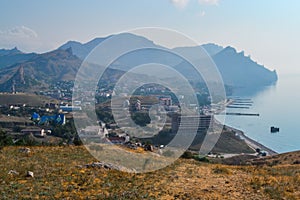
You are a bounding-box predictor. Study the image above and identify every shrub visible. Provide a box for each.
[181,151,194,159]
[195,156,210,163]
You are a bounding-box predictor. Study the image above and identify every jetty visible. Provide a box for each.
[226,106,250,109]
[218,112,260,116]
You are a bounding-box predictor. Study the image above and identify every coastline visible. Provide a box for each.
[224,125,278,156]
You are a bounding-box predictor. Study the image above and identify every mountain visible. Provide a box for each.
[0,48,81,92]
[59,33,160,60]
[60,35,277,88]
[173,44,277,87]
[0,47,21,56]
[201,43,224,56]
[0,47,128,93]
[0,34,278,92]
[59,37,111,60]
[174,43,224,58]
[212,46,278,87]
[0,47,37,69]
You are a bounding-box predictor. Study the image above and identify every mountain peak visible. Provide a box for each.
[0,47,22,56]
[223,46,237,54]
[59,33,157,60]
[201,43,224,56]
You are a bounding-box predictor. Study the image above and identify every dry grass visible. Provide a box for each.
[0,93,57,106]
[0,146,299,199]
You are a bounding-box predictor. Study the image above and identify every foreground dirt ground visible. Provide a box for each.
[0,146,299,199]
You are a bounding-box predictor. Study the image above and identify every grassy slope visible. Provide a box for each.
[0,93,58,106]
[0,146,299,199]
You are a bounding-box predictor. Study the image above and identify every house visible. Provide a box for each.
[106,137,125,144]
[60,106,82,112]
[21,128,47,137]
[159,96,172,106]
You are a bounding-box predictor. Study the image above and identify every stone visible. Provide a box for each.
[8,170,19,175]
[26,171,34,178]
[19,147,31,154]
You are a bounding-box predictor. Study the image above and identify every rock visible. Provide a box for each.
[19,147,31,154]
[26,171,34,178]
[8,170,19,175]
[144,144,154,152]
[81,162,136,173]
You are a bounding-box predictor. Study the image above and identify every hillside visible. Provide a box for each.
[0,93,57,106]
[0,146,299,199]
[249,150,300,166]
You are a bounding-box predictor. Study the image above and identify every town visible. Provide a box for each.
[0,79,219,153]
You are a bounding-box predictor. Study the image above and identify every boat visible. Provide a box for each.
[271,126,280,133]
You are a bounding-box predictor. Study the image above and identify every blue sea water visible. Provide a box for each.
[216,73,300,153]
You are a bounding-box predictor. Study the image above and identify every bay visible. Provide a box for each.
[216,73,300,153]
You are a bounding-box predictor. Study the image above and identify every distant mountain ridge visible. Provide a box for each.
[59,36,277,87]
[0,33,278,92]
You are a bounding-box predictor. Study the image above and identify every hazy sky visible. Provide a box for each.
[0,0,299,74]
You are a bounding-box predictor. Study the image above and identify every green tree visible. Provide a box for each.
[0,129,14,146]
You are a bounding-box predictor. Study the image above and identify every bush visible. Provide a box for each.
[293,160,300,165]
[73,135,83,146]
[0,130,14,146]
[195,156,210,163]
[181,151,194,159]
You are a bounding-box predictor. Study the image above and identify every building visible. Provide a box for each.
[159,96,172,106]
[21,128,47,137]
[80,126,102,136]
[38,114,66,125]
[135,100,141,111]
[106,137,126,144]
[171,113,213,135]
[60,106,82,112]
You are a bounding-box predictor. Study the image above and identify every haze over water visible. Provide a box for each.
[216,73,300,153]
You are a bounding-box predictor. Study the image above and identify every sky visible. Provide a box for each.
[0,0,299,74]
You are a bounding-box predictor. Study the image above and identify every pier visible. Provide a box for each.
[226,106,250,109]
[218,112,260,116]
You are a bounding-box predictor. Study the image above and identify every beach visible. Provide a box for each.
[224,125,278,156]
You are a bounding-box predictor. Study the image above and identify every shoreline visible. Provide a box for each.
[224,125,278,156]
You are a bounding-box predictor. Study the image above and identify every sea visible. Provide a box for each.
[216,73,300,153]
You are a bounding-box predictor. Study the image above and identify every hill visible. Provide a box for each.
[249,150,300,166]
[0,146,299,199]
